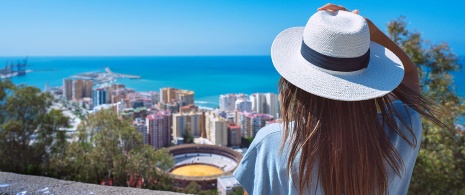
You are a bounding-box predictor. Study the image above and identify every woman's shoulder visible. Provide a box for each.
[255,123,282,141]
[233,123,286,194]
[247,123,283,151]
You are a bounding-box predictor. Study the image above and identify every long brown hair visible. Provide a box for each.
[278,77,445,195]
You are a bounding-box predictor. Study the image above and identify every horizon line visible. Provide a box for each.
[0,54,272,58]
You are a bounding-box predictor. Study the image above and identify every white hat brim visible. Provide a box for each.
[271,27,405,101]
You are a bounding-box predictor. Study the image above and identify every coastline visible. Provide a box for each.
[3,56,281,109]
[2,56,464,109]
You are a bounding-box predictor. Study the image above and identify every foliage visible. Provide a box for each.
[183,129,194,143]
[388,17,465,194]
[199,189,218,195]
[184,181,202,194]
[241,136,254,147]
[0,80,175,191]
[227,187,244,195]
[51,108,174,188]
[0,80,69,175]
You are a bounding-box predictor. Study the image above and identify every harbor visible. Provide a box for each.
[105,67,141,79]
[0,58,29,79]
[70,67,141,85]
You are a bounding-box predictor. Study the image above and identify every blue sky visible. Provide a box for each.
[0,0,464,56]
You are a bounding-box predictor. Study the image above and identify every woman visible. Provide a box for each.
[233,4,446,195]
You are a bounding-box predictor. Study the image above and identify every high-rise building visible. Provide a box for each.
[146,111,172,149]
[115,101,126,116]
[160,88,177,103]
[160,88,194,106]
[250,93,265,113]
[63,78,73,100]
[227,123,241,147]
[235,98,252,112]
[250,93,278,118]
[219,94,236,112]
[104,86,111,104]
[219,94,247,112]
[84,80,93,98]
[265,93,278,118]
[238,112,274,138]
[172,112,205,138]
[176,90,194,106]
[92,88,107,108]
[206,111,228,146]
[134,119,148,144]
[72,80,85,100]
[70,79,95,101]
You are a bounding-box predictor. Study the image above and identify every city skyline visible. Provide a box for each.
[1,0,464,56]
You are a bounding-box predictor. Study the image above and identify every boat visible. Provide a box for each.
[0,57,28,78]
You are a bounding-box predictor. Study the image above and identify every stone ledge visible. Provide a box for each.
[0,172,185,195]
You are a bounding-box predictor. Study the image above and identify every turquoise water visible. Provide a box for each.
[1,56,464,109]
[1,56,280,108]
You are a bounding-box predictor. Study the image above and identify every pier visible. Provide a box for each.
[105,67,141,79]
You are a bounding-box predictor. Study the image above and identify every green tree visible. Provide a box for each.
[241,136,254,148]
[183,129,194,143]
[0,80,69,175]
[228,187,244,195]
[387,17,465,194]
[53,108,174,189]
[184,181,202,194]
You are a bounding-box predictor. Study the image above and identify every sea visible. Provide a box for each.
[1,56,281,109]
[1,56,464,110]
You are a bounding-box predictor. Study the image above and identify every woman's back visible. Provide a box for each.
[234,100,422,195]
[233,4,446,194]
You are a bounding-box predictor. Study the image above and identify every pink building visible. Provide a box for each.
[146,111,172,149]
[238,112,274,138]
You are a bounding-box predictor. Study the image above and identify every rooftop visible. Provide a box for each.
[217,175,241,189]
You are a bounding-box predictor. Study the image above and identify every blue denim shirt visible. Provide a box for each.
[234,100,422,195]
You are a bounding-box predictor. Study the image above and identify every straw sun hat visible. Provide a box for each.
[271,10,404,101]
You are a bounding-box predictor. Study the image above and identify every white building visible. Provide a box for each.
[205,111,228,146]
[219,94,247,112]
[115,101,126,116]
[217,175,242,195]
[235,98,252,112]
[250,93,278,118]
[265,92,278,118]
